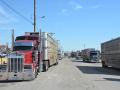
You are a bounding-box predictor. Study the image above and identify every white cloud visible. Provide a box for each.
[59,1,83,15]
[74,5,83,10]
[69,1,83,11]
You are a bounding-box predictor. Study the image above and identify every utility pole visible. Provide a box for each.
[12,29,14,51]
[34,0,36,32]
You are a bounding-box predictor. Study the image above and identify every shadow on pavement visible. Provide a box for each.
[72,60,83,63]
[71,59,83,62]
[104,78,120,82]
[0,80,23,83]
[76,66,120,76]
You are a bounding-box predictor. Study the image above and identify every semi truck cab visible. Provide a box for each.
[13,40,39,80]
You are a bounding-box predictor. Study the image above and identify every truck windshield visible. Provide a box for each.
[16,36,26,40]
[13,46,33,51]
[90,51,99,56]
[90,52,97,56]
[16,36,39,41]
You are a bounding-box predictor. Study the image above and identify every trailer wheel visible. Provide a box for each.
[55,60,58,65]
[56,61,58,65]
[83,59,85,62]
[43,61,49,72]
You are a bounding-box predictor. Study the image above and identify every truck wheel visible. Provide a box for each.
[83,59,85,62]
[37,67,40,73]
[35,68,38,78]
[102,61,107,68]
[32,69,37,80]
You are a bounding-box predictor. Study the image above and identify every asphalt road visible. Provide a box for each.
[72,58,120,90]
[0,58,120,90]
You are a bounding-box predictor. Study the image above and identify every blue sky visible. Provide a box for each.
[0,0,120,51]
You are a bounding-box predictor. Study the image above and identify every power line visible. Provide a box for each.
[0,0,33,25]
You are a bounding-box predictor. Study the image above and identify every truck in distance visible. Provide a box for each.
[81,48,100,63]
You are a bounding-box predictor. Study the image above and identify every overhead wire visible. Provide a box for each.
[0,0,34,25]
[0,0,40,31]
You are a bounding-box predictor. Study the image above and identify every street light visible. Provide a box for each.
[40,16,45,31]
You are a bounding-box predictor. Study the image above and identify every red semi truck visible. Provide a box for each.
[13,39,40,80]
[0,32,59,81]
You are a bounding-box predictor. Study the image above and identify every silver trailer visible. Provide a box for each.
[41,32,58,71]
[101,37,120,68]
